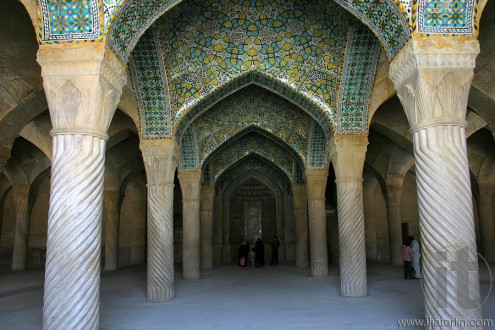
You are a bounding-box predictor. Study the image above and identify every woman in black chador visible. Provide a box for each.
[255,238,265,267]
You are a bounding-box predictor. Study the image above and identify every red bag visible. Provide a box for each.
[240,257,245,266]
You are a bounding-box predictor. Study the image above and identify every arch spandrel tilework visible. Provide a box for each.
[206,132,299,184]
[179,125,199,170]
[108,0,183,60]
[333,0,411,59]
[183,85,314,166]
[129,27,172,138]
[157,0,349,126]
[337,25,381,134]
[308,121,327,169]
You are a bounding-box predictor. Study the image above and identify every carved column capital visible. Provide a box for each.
[103,190,120,212]
[37,43,127,138]
[386,184,403,206]
[178,170,202,201]
[328,134,368,180]
[389,36,480,129]
[304,169,328,200]
[12,185,29,211]
[201,187,215,211]
[140,138,180,184]
[291,186,307,209]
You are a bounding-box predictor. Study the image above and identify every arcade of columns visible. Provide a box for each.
[1,1,492,330]
[33,36,484,329]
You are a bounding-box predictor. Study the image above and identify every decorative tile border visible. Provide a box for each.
[337,25,381,134]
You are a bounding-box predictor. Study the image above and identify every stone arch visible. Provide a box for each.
[333,0,411,59]
[175,72,333,142]
[108,0,185,62]
[28,167,50,214]
[364,162,387,204]
[200,127,303,184]
[220,167,288,253]
[478,149,495,187]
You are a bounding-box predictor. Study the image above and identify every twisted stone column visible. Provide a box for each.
[478,186,495,262]
[386,185,404,265]
[141,139,179,301]
[178,171,202,280]
[38,43,126,330]
[12,187,30,271]
[329,134,368,297]
[305,169,328,277]
[292,186,309,268]
[390,36,482,326]
[200,187,214,270]
[104,190,120,271]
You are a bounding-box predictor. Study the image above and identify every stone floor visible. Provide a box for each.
[0,262,494,329]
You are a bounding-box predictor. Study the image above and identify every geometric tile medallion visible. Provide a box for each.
[417,0,477,34]
[158,0,349,119]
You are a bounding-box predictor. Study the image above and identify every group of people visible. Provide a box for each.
[401,235,421,279]
[239,236,280,267]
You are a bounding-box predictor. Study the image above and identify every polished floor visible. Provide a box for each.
[0,262,494,329]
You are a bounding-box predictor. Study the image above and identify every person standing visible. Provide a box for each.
[255,238,265,267]
[409,236,421,279]
[401,241,413,279]
[238,240,248,267]
[270,236,280,266]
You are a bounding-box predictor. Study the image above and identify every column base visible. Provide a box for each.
[148,286,174,302]
[201,261,213,270]
[341,283,367,297]
[104,262,117,271]
[12,263,25,271]
[183,269,200,280]
[296,260,309,269]
[310,263,328,277]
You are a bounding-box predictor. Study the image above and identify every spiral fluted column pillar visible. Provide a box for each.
[104,190,120,271]
[386,185,404,265]
[12,187,30,271]
[201,187,214,270]
[38,43,126,330]
[478,186,495,262]
[390,36,482,327]
[304,169,328,277]
[292,186,309,268]
[328,134,368,297]
[178,171,202,280]
[140,139,179,301]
